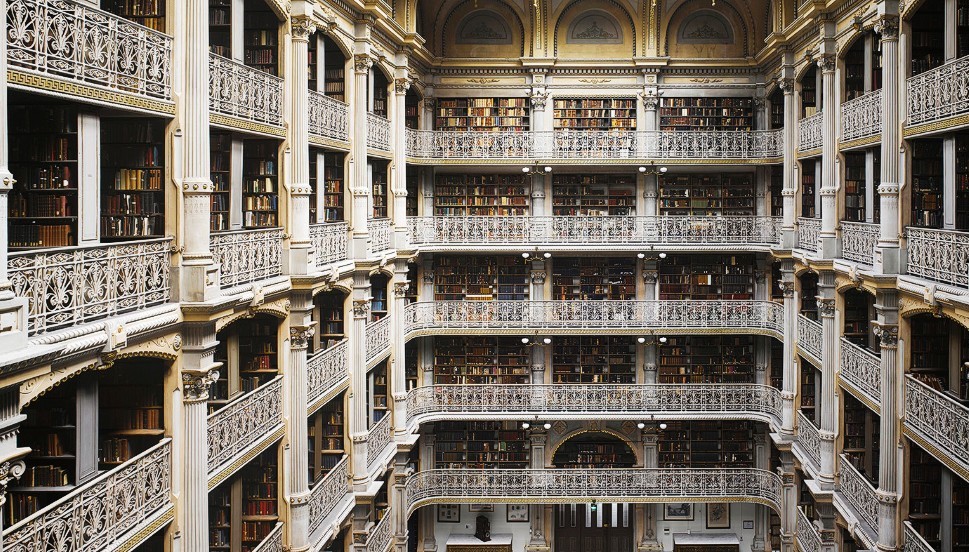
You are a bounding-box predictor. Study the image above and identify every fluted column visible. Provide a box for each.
[780,76,796,249]
[876,15,901,274]
[287,298,315,550]
[818,55,838,258]
[779,454,797,552]
[419,434,437,551]
[526,430,549,551]
[638,429,661,552]
[351,53,373,259]
[289,18,316,276]
[391,261,409,437]
[873,290,900,552]
[392,78,411,250]
[350,272,371,490]
[779,261,797,438]
[816,271,837,488]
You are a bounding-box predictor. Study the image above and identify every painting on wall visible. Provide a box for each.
[707,503,730,529]
[507,504,529,522]
[438,504,460,523]
[664,503,694,521]
[469,504,494,512]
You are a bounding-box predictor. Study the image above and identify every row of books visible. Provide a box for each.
[244,195,277,211]
[104,193,162,215]
[11,137,74,161]
[10,194,72,218]
[110,169,163,191]
[10,224,74,248]
[102,215,162,238]
[12,166,74,189]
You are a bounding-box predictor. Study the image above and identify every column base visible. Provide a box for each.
[782,228,796,250]
[287,243,315,276]
[352,233,370,260]
[176,262,221,303]
[874,245,900,275]
[0,296,28,352]
[819,235,839,260]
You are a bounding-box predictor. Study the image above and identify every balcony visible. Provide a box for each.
[796,411,822,471]
[405,384,783,428]
[367,507,395,552]
[841,221,879,266]
[408,216,782,251]
[208,53,283,133]
[366,412,393,471]
[210,228,284,290]
[798,112,823,152]
[841,90,882,144]
[840,338,881,409]
[251,522,283,552]
[8,238,172,336]
[366,316,391,366]
[905,227,969,288]
[797,217,821,254]
[796,315,822,365]
[404,300,784,339]
[369,218,393,254]
[904,521,939,552]
[311,221,350,267]
[796,507,823,552]
[6,0,173,113]
[904,375,969,476]
[367,113,391,152]
[837,454,878,541]
[308,456,351,537]
[908,54,969,131]
[308,339,348,414]
[207,377,283,479]
[3,439,172,551]
[309,90,349,145]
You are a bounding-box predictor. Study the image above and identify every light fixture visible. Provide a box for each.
[543,422,552,430]
[637,334,668,346]
[522,422,530,429]
[590,500,598,513]
[522,248,552,262]
[659,422,668,430]
[637,248,667,261]
[638,163,668,176]
[637,422,646,429]
[522,164,552,176]
[521,334,552,347]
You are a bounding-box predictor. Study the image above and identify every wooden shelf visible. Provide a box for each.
[552,336,636,384]
[433,256,528,301]
[434,174,529,216]
[243,140,278,229]
[659,173,754,216]
[552,257,635,301]
[552,174,635,216]
[553,98,636,130]
[435,97,529,131]
[658,336,755,384]
[658,254,754,301]
[660,97,753,131]
[100,118,165,240]
[434,336,529,385]
[435,421,528,469]
[658,421,754,468]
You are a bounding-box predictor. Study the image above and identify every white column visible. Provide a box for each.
[419,434,436,551]
[818,56,839,258]
[873,290,900,552]
[779,77,797,249]
[779,455,798,552]
[289,19,316,276]
[351,54,373,259]
[876,15,901,274]
[391,261,410,437]
[350,273,371,491]
[392,78,411,250]
[779,261,797,437]
[287,292,315,551]
[638,429,660,552]
[816,272,838,488]
[526,430,549,551]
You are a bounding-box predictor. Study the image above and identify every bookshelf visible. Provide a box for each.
[308,395,344,484]
[405,340,418,391]
[843,393,880,483]
[659,97,753,131]
[98,363,165,469]
[873,151,882,223]
[957,134,969,230]
[209,331,231,413]
[658,336,755,384]
[911,1,944,76]
[315,290,346,350]
[909,315,949,392]
[658,254,755,300]
[372,71,389,118]
[769,89,784,129]
[771,262,783,303]
[242,450,279,552]
[209,0,231,57]
[209,482,233,550]
[243,140,278,228]
[369,361,388,424]
[800,272,819,320]
[771,340,784,389]
[322,36,346,101]
[372,162,388,219]
[434,174,529,216]
[551,174,635,216]
[800,160,817,218]
[908,445,942,549]
[844,152,866,222]
[405,94,420,129]
[658,421,754,468]
[658,174,755,216]
[406,167,419,217]
[955,474,969,552]
[552,98,636,130]
[961,0,969,60]
[434,421,528,469]
[433,337,529,385]
[552,434,636,468]
[843,291,872,349]
[551,336,636,384]
[244,3,278,76]
[107,0,165,32]
[770,166,784,217]
[434,98,529,131]
[799,479,816,520]
[238,317,278,393]
[211,131,231,232]
[433,256,529,301]
[801,66,819,117]
[370,273,388,321]
[800,364,817,422]
[8,104,78,249]
[912,139,944,228]
[322,152,345,222]
[871,34,883,91]
[100,118,165,240]
[844,39,866,101]
[551,257,636,300]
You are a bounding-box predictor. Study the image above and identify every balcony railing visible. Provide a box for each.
[797,217,821,253]
[368,113,391,151]
[904,521,939,552]
[841,221,879,265]
[799,112,823,151]
[838,454,878,536]
[840,338,881,407]
[408,216,782,248]
[797,411,822,469]
[906,227,969,287]
[796,507,823,552]
[8,238,172,336]
[841,90,883,142]
[797,315,822,364]
[908,54,969,127]
[207,377,283,474]
[369,218,392,254]
[209,53,283,128]
[308,456,350,535]
[366,316,391,365]
[405,468,783,513]
[210,228,284,289]
[308,339,348,409]
[406,384,783,427]
[251,522,283,552]
[404,300,784,337]
[905,375,969,474]
[308,90,349,143]
[3,439,172,552]
[367,412,392,469]
[311,221,349,267]
[367,507,395,552]
[6,0,173,104]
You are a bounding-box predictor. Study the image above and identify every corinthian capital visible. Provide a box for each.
[291,16,316,40]
[874,15,899,40]
[290,325,315,349]
[182,369,220,402]
[816,55,836,73]
[0,461,25,506]
[354,54,373,74]
[777,78,794,94]
[816,298,835,317]
[395,78,411,94]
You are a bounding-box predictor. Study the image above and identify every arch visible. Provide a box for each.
[552,0,637,58]
[439,0,526,58]
[552,430,638,467]
[550,427,641,467]
[321,32,353,63]
[663,0,749,58]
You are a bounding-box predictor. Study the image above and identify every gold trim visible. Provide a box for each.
[902,425,969,483]
[307,377,350,416]
[115,507,175,552]
[905,113,969,138]
[208,424,285,490]
[404,327,783,342]
[8,70,175,115]
[797,346,822,369]
[797,148,823,159]
[838,379,881,415]
[210,114,286,137]
[405,157,783,166]
[310,135,351,151]
[368,147,394,159]
[839,134,881,150]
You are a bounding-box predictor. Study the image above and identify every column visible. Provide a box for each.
[392,451,410,552]
[0,388,28,551]
[287,292,316,551]
[350,272,372,490]
[392,77,411,250]
[818,55,838,258]
[642,93,660,215]
[875,14,901,274]
[526,429,549,552]
[638,428,660,552]
[873,290,900,552]
[815,271,838,488]
[351,52,373,259]
[779,260,797,438]
[419,434,437,551]
[530,85,551,157]
[289,18,316,276]
[391,261,409,437]
[753,430,769,552]
[779,75,797,249]
[779,454,798,552]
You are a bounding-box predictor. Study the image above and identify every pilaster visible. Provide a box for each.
[392,76,411,250]
[779,65,797,249]
[780,261,797,438]
[874,289,900,552]
[391,261,410,437]
[287,290,315,551]
[351,50,373,259]
[526,430,550,551]
[350,271,372,490]
[818,55,839,259]
[875,13,901,274]
[419,434,437,551]
[638,428,661,552]
[816,271,837,488]
[779,453,798,552]
[288,18,317,276]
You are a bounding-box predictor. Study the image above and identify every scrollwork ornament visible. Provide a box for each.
[529,90,549,110]
[354,54,373,74]
[778,78,794,95]
[753,97,767,111]
[640,91,660,110]
[290,325,315,349]
[352,299,371,318]
[182,369,220,402]
[816,298,835,317]
[291,16,316,40]
[642,270,658,283]
[395,78,411,94]
[872,323,898,348]
[393,282,410,297]
[0,461,25,505]
[779,281,795,297]
[422,271,435,284]
[816,55,836,73]
[874,15,899,40]
[531,272,547,285]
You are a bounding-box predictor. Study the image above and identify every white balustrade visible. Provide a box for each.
[797,411,822,470]
[6,0,173,103]
[8,238,172,335]
[640,129,784,159]
[209,53,283,127]
[311,221,349,266]
[799,112,823,151]
[366,316,391,364]
[797,315,822,362]
[366,507,395,552]
[797,217,821,253]
[841,221,880,265]
[369,218,392,254]
[906,227,969,287]
[406,129,532,159]
[309,90,349,143]
[308,339,348,408]
[840,338,881,407]
[905,375,969,474]
[308,456,350,535]
[210,228,284,289]
[839,454,878,534]
[367,113,391,151]
[251,522,284,552]
[908,54,969,127]
[4,439,172,552]
[796,507,823,552]
[366,412,392,469]
[904,521,939,552]
[841,90,883,142]
[207,377,283,473]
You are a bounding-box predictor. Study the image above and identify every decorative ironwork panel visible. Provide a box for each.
[208,52,283,127]
[207,377,282,473]
[368,113,391,151]
[905,375,969,474]
[838,454,878,533]
[797,411,822,469]
[840,338,881,406]
[366,316,391,364]
[366,507,394,552]
[308,456,350,535]
[369,218,392,254]
[796,507,822,552]
[366,412,392,469]
[8,238,172,335]
[904,521,939,552]
[641,130,783,159]
[797,315,822,362]
[549,130,639,159]
[4,439,172,552]
[798,112,823,151]
[906,227,969,287]
[308,90,349,142]
[908,55,969,127]
[308,340,348,407]
[406,129,532,159]
[797,218,821,254]
[250,522,284,552]
[209,228,283,289]
[841,90,883,142]
[841,221,879,265]
[311,221,349,266]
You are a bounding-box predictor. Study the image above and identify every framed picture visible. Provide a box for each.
[469,504,494,512]
[438,504,460,523]
[743,520,755,530]
[664,503,694,521]
[706,503,730,529]
[507,504,529,522]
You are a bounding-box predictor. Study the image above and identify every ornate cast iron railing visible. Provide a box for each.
[905,375,969,474]
[838,454,878,535]
[366,507,395,552]
[908,54,969,127]
[904,521,939,552]
[906,227,969,287]
[308,456,350,535]
[840,338,881,407]
[6,0,173,103]
[308,90,349,143]
[798,112,823,151]
[406,129,532,159]
[366,316,391,365]
[366,411,392,469]
[210,228,284,289]
[207,376,283,473]
[796,507,822,552]
[367,113,391,151]
[369,218,392,253]
[251,522,283,552]
[797,315,822,363]
[841,221,880,265]
[8,237,172,335]
[209,53,283,127]
[3,439,172,552]
[308,339,348,408]
[406,384,783,427]
[797,217,821,253]
[841,90,883,142]
[404,300,784,336]
[640,129,783,159]
[797,411,822,470]
[311,221,349,266]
